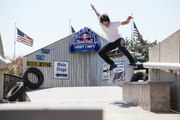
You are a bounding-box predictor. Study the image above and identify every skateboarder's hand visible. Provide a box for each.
[122,16,133,25]
[91,4,95,10]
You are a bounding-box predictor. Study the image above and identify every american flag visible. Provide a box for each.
[17,28,33,47]
[133,21,144,43]
[71,26,75,33]
[133,21,140,37]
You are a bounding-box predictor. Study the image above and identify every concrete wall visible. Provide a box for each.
[123,82,170,112]
[149,29,180,63]
[0,36,5,102]
[0,70,5,101]
[149,29,180,111]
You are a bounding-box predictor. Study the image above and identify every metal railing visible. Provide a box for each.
[143,62,180,70]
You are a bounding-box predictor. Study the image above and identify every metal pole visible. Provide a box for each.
[14,23,16,59]
[143,62,180,70]
[69,19,71,34]
[131,13,133,42]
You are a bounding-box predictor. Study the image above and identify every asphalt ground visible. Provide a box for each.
[0,86,180,120]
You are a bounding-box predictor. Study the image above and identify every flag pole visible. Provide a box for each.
[131,13,133,42]
[69,19,71,34]
[130,13,134,49]
[14,23,16,59]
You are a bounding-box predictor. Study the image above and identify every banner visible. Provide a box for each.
[70,27,101,52]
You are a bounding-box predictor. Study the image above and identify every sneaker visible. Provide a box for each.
[109,64,117,70]
[128,63,137,68]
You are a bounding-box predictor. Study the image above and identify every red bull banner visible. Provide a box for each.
[70,27,101,52]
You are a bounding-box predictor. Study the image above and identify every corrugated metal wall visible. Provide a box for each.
[23,29,133,88]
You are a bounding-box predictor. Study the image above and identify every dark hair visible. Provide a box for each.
[100,14,110,23]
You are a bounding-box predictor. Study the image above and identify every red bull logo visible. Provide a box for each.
[70,27,101,52]
[77,33,93,44]
[77,39,93,44]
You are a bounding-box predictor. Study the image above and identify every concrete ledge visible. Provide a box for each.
[122,81,171,112]
[0,109,102,120]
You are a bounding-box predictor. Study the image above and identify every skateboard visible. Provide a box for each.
[103,65,125,84]
[128,62,144,69]
[103,62,145,84]
[103,62,143,72]
[111,71,124,84]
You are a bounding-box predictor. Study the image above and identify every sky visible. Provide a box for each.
[0,0,180,58]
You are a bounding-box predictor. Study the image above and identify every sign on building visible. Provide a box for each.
[103,63,110,80]
[36,55,45,60]
[70,27,101,52]
[41,48,50,54]
[54,61,69,79]
[27,61,51,67]
[113,61,125,73]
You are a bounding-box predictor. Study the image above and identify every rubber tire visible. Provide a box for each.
[131,72,148,82]
[23,67,44,89]
[6,82,25,101]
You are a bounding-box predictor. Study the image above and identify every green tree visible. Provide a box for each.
[125,37,157,62]
[6,56,23,76]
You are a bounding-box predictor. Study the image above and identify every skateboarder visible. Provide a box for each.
[91,4,136,70]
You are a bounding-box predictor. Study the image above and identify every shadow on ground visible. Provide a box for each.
[111,101,137,108]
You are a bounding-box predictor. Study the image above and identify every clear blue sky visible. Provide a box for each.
[0,0,180,58]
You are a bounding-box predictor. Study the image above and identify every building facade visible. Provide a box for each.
[23,27,133,88]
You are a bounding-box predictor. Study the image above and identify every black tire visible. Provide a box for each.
[131,72,148,82]
[6,82,25,101]
[23,67,44,89]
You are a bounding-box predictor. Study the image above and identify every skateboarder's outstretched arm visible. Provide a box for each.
[91,4,133,25]
[121,16,133,25]
[91,4,100,18]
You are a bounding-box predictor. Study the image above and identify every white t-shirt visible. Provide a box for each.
[100,22,122,42]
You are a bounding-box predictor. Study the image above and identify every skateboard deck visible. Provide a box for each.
[103,68,123,84]
[103,62,144,71]
[111,72,124,84]
[103,68,124,84]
